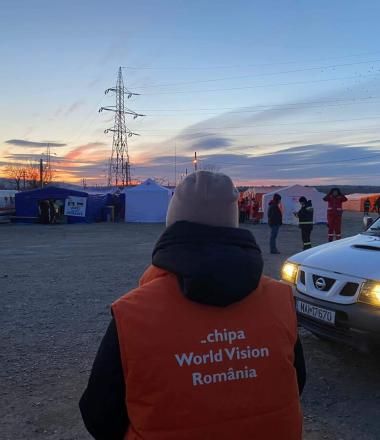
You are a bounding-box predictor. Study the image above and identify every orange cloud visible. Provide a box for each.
[64,142,107,162]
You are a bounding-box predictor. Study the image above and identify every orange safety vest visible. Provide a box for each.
[112,266,303,440]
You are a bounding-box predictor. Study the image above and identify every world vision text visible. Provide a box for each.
[174,346,270,367]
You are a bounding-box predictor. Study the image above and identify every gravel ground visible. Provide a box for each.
[1,212,380,439]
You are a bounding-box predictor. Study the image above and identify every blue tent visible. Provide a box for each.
[15,186,111,223]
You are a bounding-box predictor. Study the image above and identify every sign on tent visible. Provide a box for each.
[64,196,87,217]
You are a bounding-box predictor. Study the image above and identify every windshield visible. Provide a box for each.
[363,217,380,235]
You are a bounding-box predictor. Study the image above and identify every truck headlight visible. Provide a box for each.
[281,262,299,285]
[358,281,380,307]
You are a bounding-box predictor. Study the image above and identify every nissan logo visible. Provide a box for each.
[315,277,327,290]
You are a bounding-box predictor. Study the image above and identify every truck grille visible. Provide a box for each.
[340,282,359,296]
[312,275,335,291]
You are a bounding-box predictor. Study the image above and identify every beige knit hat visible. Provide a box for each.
[166,171,239,228]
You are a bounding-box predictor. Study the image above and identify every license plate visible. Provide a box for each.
[296,300,336,324]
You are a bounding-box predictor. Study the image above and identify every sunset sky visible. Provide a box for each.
[1,0,380,186]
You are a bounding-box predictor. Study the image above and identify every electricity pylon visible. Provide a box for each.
[99,67,144,187]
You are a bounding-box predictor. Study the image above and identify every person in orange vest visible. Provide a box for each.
[323,187,348,241]
[79,171,305,440]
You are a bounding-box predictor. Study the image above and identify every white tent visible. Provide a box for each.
[0,190,18,223]
[262,185,327,225]
[243,186,284,196]
[123,179,173,223]
[0,190,18,208]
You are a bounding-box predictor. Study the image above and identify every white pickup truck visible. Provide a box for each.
[281,216,380,351]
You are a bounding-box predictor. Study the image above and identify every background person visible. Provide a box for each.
[364,198,371,215]
[49,200,56,224]
[245,197,252,222]
[239,197,247,223]
[267,193,282,254]
[251,197,259,222]
[294,197,314,250]
[373,196,380,215]
[38,200,50,224]
[80,171,305,440]
[323,188,347,241]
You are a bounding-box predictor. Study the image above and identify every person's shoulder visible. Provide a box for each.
[114,269,176,307]
[260,277,296,315]
[261,276,291,293]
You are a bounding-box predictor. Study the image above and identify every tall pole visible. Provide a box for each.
[46,143,51,181]
[174,143,177,187]
[193,152,198,172]
[39,159,43,188]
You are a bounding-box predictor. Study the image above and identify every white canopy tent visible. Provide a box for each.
[262,185,327,225]
[0,190,18,223]
[123,179,173,223]
[0,190,18,207]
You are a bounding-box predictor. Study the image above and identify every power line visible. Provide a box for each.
[135,126,380,137]
[63,96,380,145]
[149,152,380,169]
[63,85,380,145]
[205,152,380,168]
[129,146,380,177]
[144,101,380,118]
[135,115,380,133]
[122,50,380,70]
[138,96,380,114]
[131,59,380,89]
[139,73,380,95]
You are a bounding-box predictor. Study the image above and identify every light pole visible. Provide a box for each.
[193,152,198,172]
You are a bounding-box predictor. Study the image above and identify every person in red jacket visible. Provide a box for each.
[323,188,347,241]
[245,197,252,221]
[251,197,259,222]
[79,171,306,440]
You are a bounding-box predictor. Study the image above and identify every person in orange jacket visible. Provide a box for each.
[80,171,305,440]
[323,188,348,241]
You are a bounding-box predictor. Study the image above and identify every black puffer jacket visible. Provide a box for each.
[297,200,314,227]
[79,222,306,440]
[268,200,283,226]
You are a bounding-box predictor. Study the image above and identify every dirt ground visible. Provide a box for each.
[1,212,380,439]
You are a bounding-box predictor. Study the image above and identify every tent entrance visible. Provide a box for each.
[38,199,66,224]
